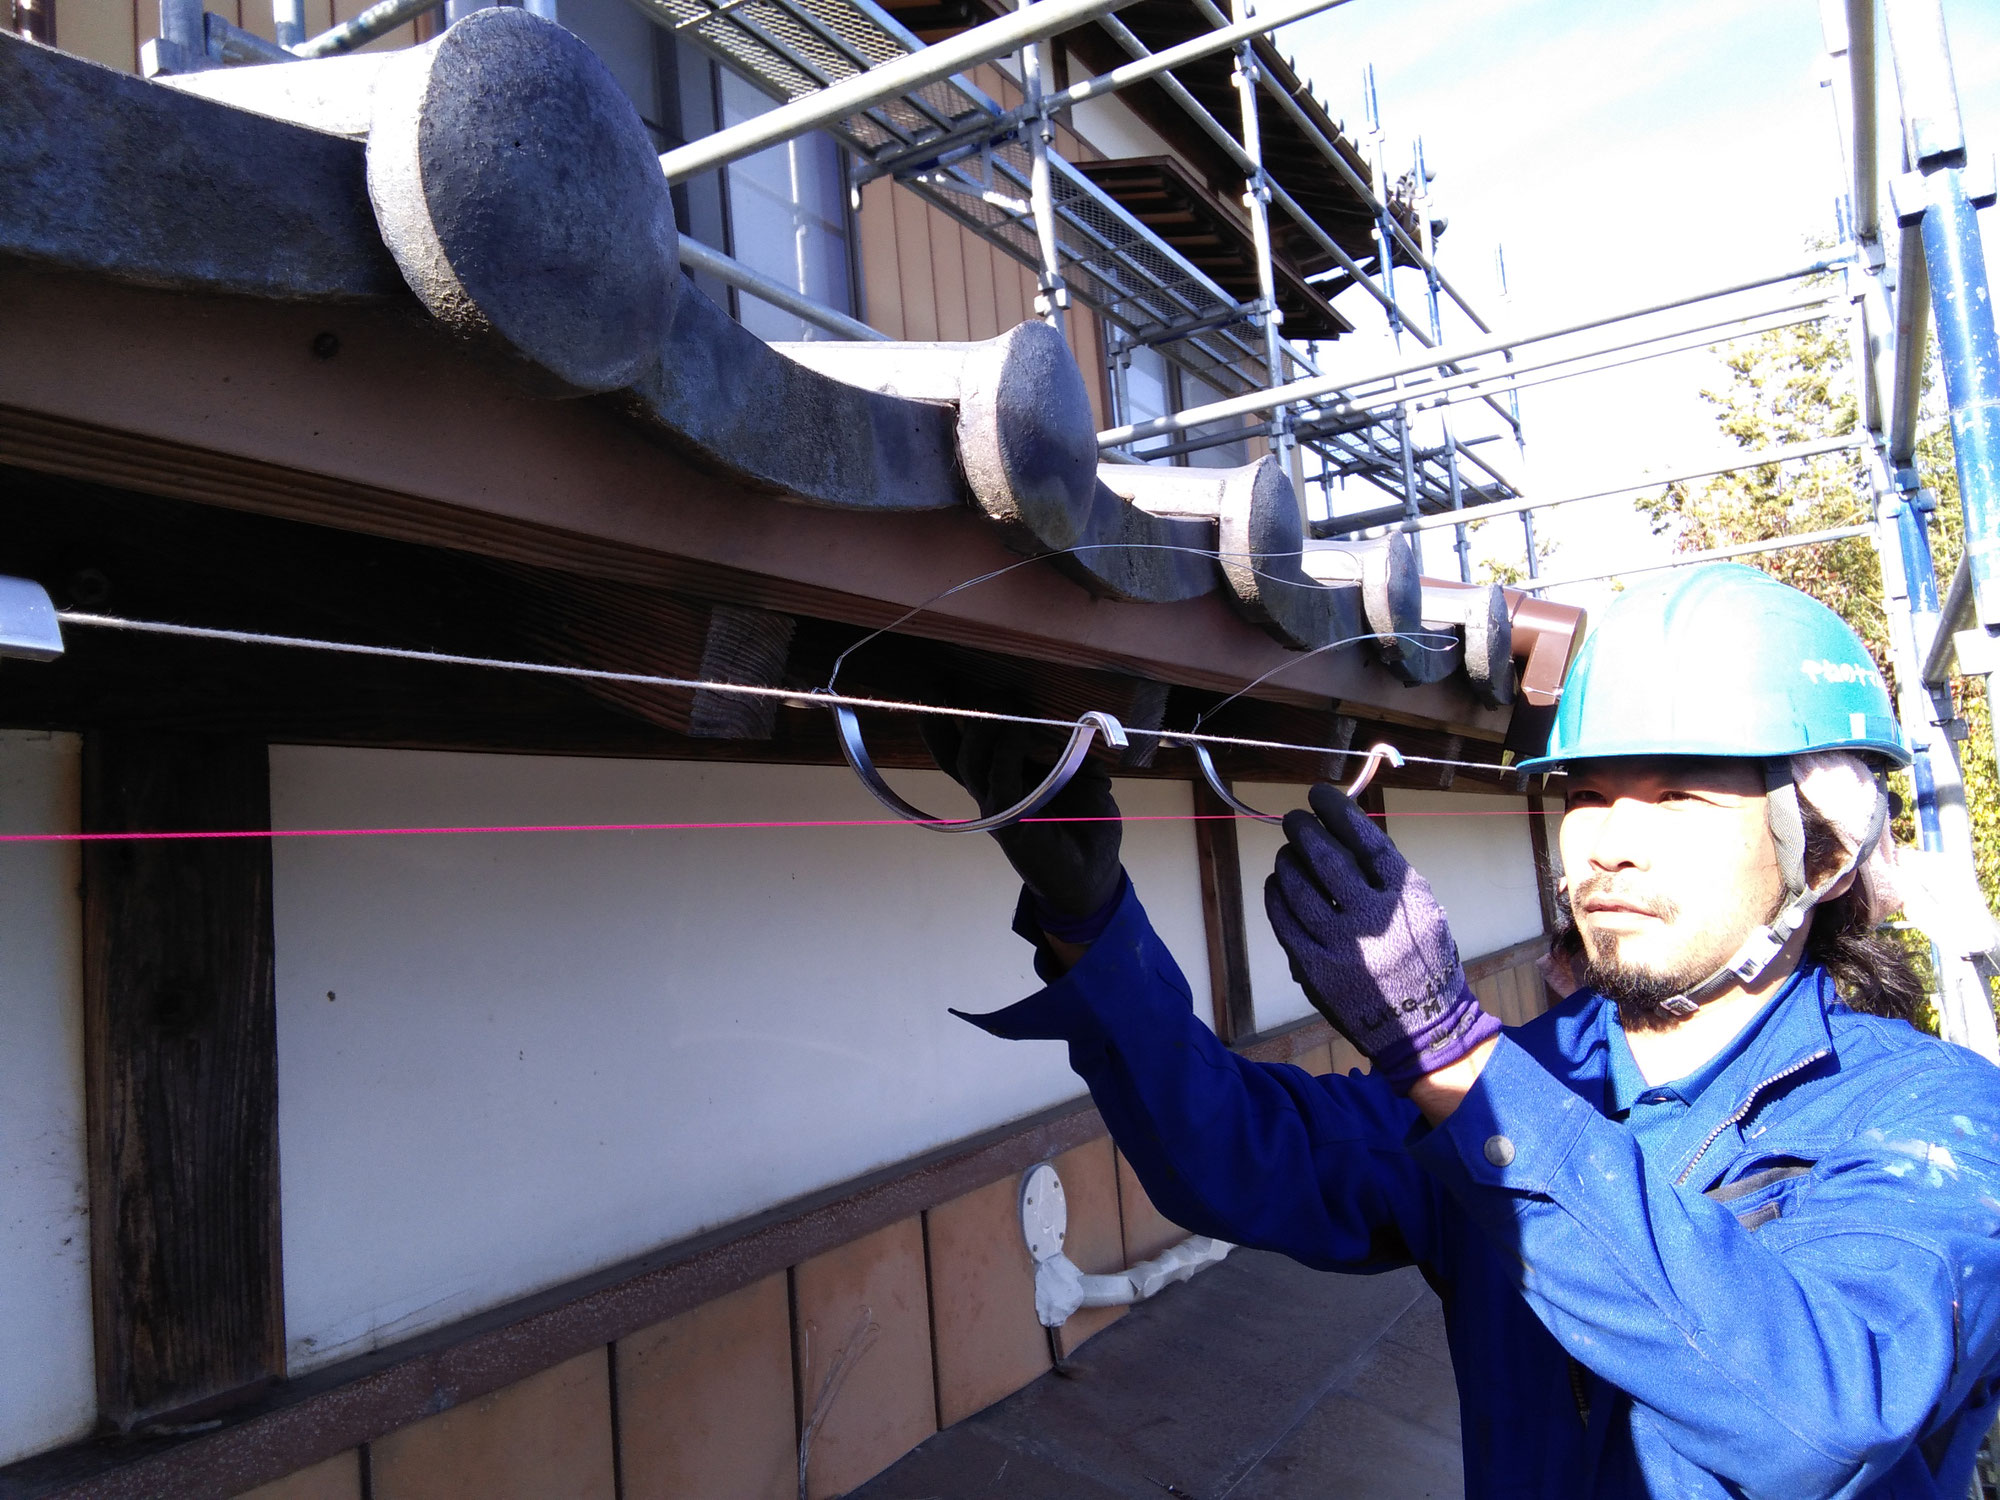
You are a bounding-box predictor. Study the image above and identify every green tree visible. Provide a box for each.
[1635,307,2000,926]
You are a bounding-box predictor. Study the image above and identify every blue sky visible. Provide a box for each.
[1268,0,2000,607]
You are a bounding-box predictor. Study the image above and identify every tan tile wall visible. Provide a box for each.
[1050,1136,1127,1358]
[370,1350,616,1500]
[926,1174,1051,1425]
[1115,1146,1187,1264]
[232,1121,1175,1500]
[616,1273,795,1500]
[232,1450,362,1500]
[793,1217,937,1500]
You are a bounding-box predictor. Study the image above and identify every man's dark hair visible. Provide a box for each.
[1798,798,1926,1022]
[1548,796,1926,1023]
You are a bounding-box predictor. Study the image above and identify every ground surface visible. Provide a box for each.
[849,1250,1463,1500]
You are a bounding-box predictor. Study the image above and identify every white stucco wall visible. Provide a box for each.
[1231,782,1317,1032]
[1380,788,1546,962]
[1232,783,1546,1034]
[269,747,1209,1372]
[0,732,93,1464]
[1068,87,1179,164]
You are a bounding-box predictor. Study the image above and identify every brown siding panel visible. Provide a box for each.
[230,1451,363,1500]
[615,1274,796,1500]
[926,1175,1051,1426]
[1050,1136,1125,1357]
[887,185,940,342]
[926,212,971,342]
[1116,1148,1184,1264]
[53,0,138,73]
[792,1217,936,1500]
[856,179,907,339]
[370,1351,616,1500]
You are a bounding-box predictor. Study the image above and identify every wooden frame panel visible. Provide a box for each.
[82,732,282,1429]
[1191,777,1254,1043]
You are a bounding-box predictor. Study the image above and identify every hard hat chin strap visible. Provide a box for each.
[1657,761,1887,1018]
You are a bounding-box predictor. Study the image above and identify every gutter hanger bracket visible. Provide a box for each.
[831,704,1127,833]
[1185,739,1403,824]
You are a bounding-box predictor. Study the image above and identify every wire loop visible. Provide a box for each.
[830,703,1130,833]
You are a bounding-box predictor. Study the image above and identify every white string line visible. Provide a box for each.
[55,611,1538,776]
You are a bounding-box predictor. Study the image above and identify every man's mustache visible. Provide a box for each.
[1568,874,1679,924]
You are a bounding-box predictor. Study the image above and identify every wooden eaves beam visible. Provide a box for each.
[0,266,1508,741]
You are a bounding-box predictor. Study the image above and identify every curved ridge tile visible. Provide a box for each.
[780,324,1210,598]
[1420,581,1515,707]
[633,292,965,512]
[1105,459,1427,657]
[366,8,679,397]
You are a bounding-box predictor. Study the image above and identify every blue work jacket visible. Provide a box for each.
[963,882,2000,1499]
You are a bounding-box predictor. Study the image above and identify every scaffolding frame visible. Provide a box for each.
[159,0,1517,529]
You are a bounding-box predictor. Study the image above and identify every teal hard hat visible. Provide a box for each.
[1515,562,1908,773]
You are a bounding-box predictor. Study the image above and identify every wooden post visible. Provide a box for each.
[1524,789,1560,937]
[1191,777,1255,1043]
[83,732,283,1429]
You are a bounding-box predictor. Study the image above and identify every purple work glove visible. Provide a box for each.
[1264,784,1500,1093]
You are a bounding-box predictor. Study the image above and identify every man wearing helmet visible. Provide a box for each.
[930,563,2000,1498]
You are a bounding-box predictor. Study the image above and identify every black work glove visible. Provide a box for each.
[1264,784,1500,1092]
[921,717,1124,921]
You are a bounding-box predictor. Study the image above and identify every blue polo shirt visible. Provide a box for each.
[1602,970,1803,1164]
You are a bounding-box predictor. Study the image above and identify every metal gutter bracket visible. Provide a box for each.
[831,704,1127,833]
[1184,740,1403,825]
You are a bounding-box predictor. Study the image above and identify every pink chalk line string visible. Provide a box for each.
[0,809,1547,844]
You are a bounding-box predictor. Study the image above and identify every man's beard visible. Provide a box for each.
[1553,876,1778,1033]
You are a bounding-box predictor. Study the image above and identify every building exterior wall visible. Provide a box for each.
[225,1118,1171,1500]
[0,731,93,1466]
[268,746,1211,1373]
[1234,782,1552,1036]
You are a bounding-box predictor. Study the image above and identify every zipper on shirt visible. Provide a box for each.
[1674,1049,1829,1188]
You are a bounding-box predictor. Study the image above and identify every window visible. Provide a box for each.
[554,1,859,341]
[1117,345,1256,468]
[713,71,855,342]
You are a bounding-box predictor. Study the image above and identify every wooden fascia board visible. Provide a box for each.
[0,267,1506,737]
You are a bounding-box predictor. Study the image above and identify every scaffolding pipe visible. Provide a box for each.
[664,0,1362,183]
[1229,2,1288,467]
[1911,171,2000,623]
[659,0,1140,180]
[1521,523,1875,593]
[1883,0,2000,1060]
[292,0,428,56]
[1397,306,1840,418]
[1889,227,1931,462]
[1097,258,1843,448]
[1846,0,1881,247]
[1321,293,1838,419]
[1320,433,1866,537]
[1082,13,1446,357]
[677,236,888,341]
[1019,0,1067,331]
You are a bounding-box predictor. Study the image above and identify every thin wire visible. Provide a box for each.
[54,612,1528,776]
[821,539,1452,691]
[1190,630,1456,732]
[0,808,1551,846]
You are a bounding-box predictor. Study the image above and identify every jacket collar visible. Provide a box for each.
[1553,963,1838,1186]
